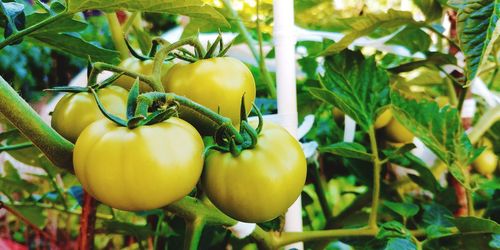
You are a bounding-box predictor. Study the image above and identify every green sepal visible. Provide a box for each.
[142,106,177,126]
[127,79,141,120]
[90,88,127,127]
[44,86,89,93]
[239,94,248,129]
[251,103,264,135]
[95,72,125,89]
[204,32,222,59]
[149,39,161,58]
[124,38,149,61]
[218,39,233,57]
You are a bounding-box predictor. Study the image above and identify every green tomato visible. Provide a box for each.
[51,86,128,142]
[73,117,204,211]
[164,57,256,134]
[374,109,392,129]
[384,118,414,143]
[472,149,498,176]
[114,57,172,92]
[202,121,306,223]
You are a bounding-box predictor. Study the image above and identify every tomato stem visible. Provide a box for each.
[105,12,129,60]
[183,218,206,250]
[0,142,33,152]
[91,62,160,91]
[367,126,381,230]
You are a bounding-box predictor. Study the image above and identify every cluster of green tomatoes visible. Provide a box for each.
[50,54,307,223]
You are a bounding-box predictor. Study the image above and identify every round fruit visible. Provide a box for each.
[73,117,204,211]
[472,150,498,176]
[114,57,172,92]
[435,96,450,108]
[374,109,393,129]
[51,86,128,142]
[384,118,414,143]
[164,57,256,133]
[202,121,306,223]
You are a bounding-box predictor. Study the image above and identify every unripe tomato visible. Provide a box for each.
[384,118,414,143]
[472,149,498,176]
[73,117,204,211]
[114,57,173,92]
[374,109,392,129]
[51,86,128,142]
[202,121,306,223]
[164,57,256,133]
[435,96,450,108]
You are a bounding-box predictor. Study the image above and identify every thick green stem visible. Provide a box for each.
[152,37,204,88]
[184,218,206,250]
[0,76,74,172]
[368,126,381,229]
[466,187,474,216]
[276,228,377,247]
[221,0,276,98]
[105,13,129,60]
[0,13,68,49]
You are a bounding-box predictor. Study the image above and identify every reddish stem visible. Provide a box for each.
[77,192,98,250]
[0,202,57,244]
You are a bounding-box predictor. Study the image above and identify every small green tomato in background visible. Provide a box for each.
[374,109,392,129]
[51,86,128,142]
[202,121,306,223]
[472,149,498,177]
[384,118,414,143]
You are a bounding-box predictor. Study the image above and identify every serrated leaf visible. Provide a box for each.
[66,0,228,27]
[386,25,432,53]
[29,33,119,63]
[423,232,498,250]
[457,0,500,84]
[391,92,481,188]
[26,13,87,34]
[385,237,417,250]
[377,221,410,239]
[384,201,420,218]
[321,10,416,55]
[388,52,457,73]
[310,50,390,131]
[454,216,500,234]
[320,142,373,161]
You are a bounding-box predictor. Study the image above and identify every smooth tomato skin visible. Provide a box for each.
[114,57,172,91]
[384,118,414,143]
[51,86,128,142]
[74,117,204,211]
[164,57,256,132]
[202,121,306,223]
[472,149,498,176]
[374,109,392,129]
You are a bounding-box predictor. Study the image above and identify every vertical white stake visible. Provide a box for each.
[273,1,303,250]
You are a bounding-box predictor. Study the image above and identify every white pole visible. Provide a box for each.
[273,1,303,250]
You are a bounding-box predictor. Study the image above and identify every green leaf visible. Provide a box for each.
[391,92,481,188]
[454,216,500,234]
[66,0,229,27]
[377,221,410,239]
[0,1,25,42]
[386,25,432,54]
[100,220,156,241]
[414,0,444,21]
[383,201,420,218]
[320,142,373,161]
[26,13,87,34]
[423,232,499,250]
[0,162,37,195]
[29,33,119,63]
[385,238,417,250]
[387,52,457,73]
[321,10,416,55]
[310,50,390,131]
[11,205,47,228]
[457,0,500,84]
[422,203,454,227]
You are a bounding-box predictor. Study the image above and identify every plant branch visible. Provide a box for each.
[421,23,459,49]
[0,142,33,152]
[468,106,500,144]
[221,0,276,98]
[105,13,129,60]
[0,75,74,172]
[0,13,68,49]
[368,126,381,229]
[92,62,158,90]
[184,218,206,250]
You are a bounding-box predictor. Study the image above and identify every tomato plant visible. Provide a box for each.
[114,57,172,91]
[202,121,306,223]
[51,86,128,142]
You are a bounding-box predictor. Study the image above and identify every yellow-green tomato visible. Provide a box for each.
[51,86,128,142]
[374,109,393,129]
[74,118,204,211]
[202,121,306,223]
[114,57,172,92]
[384,118,414,143]
[472,149,498,176]
[164,57,256,133]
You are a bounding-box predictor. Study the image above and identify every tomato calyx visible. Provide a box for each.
[169,32,233,63]
[45,71,124,94]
